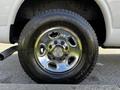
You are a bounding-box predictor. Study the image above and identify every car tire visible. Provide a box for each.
[18,9,98,84]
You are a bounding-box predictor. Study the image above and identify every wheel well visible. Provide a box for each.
[10,0,106,46]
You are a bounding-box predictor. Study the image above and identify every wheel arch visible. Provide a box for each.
[95,0,112,46]
[9,0,24,25]
[10,0,111,46]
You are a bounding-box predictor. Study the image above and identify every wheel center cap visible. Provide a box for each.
[53,46,63,58]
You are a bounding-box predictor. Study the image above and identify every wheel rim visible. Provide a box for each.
[34,26,82,73]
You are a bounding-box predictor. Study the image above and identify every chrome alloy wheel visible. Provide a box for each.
[34,27,82,73]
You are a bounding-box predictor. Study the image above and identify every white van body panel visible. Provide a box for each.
[96,0,120,46]
[0,0,24,26]
[0,0,24,43]
[0,0,120,47]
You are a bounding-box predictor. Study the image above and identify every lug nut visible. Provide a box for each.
[61,41,65,45]
[54,40,58,44]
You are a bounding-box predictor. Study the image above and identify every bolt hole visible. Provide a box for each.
[68,37,76,47]
[48,62,57,69]
[68,56,76,65]
[49,32,59,38]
